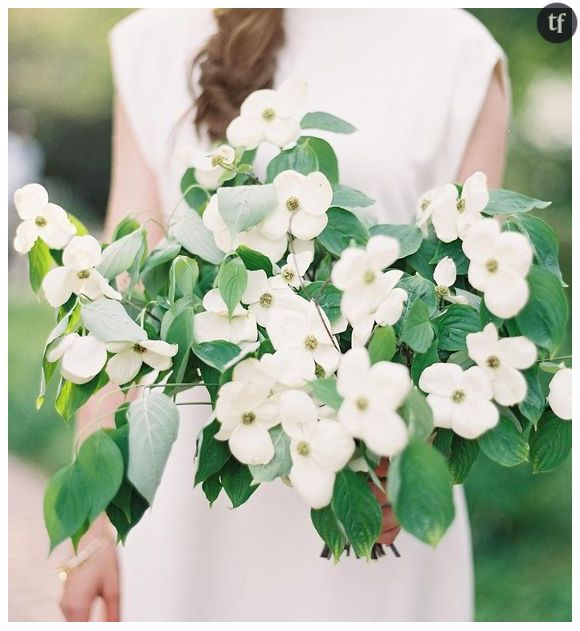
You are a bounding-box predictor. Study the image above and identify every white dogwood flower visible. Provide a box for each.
[547,367,572,420]
[202,195,288,263]
[415,186,438,236]
[275,248,314,289]
[105,339,178,385]
[266,300,340,384]
[279,389,355,508]
[336,348,411,456]
[462,218,533,318]
[430,171,489,242]
[433,257,468,305]
[260,170,333,241]
[466,323,536,406]
[41,235,122,307]
[193,145,236,190]
[46,333,107,385]
[214,361,279,465]
[194,289,257,344]
[419,363,499,439]
[13,183,76,253]
[226,77,307,149]
[332,235,402,323]
[242,269,306,326]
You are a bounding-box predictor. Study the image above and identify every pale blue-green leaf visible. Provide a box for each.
[81,297,146,343]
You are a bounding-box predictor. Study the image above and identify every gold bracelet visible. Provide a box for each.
[57,535,109,582]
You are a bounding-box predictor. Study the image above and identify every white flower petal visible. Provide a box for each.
[361,411,408,457]
[419,362,463,397]
[61,335,107,384]
[310,420,355,472]
[462,218,501,262]
[466,323,499,365]
[42,266,75,307]
[289,210,328,240]
[279,390,318,439]
[228,312,258,344]
[226,115,266,150]
[497,336,537,370]
[430,184,460,243]
[366,235,400,270]
[242,269,268,304]
[300,172,333,216]
[462,171,489,214]
[194,312,232,343]
[289,456,335,509]
[374,288,407,326]
[238,226,287,263]
[260,350,314,387]
[548,368,572,420]
[14,183,49,220]
[433,256,457,288]
[484,271,529,319]
[462,366,493,401]
[496,232,533,277]
[331,247,367,290]
[426,394,455,429]
[106,348,143,385]
[264,117,301,148]
[336,347,371,399]
[46,333,79,363]
[62,235,102,271]
[13,221,39,254]
[41,203,76,248]
[370,361,412,409]
[452,399,499,439]
[490,365,528,406]
[229,423,274,465]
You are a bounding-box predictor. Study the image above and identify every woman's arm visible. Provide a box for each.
[377,65,509,547]
[59,97,164,623]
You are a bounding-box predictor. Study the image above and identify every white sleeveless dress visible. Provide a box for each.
[109,9,508,622]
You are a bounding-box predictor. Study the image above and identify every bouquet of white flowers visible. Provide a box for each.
[14,78,572,561]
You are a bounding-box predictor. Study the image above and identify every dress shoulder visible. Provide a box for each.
[108,9,214,171]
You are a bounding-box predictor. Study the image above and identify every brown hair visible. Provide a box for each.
[191,8,285,143]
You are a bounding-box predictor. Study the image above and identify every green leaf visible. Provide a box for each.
[514,266,568,353]
[483,189,551,215]
[369,224,422,258]
[216,256,247,317]
[169,256,199,302]
[505,214,564,284]
[529,411,571,473]
[180,168,211,211]
[410,339,439,384]
[96,229,145,280]
[249,426,291,483]
[55,371,109,421]
[434,305,480,351]
[221,458,259,508]
[407,240,437,282]
[398,387,433,439]
[169,209,224,264]
[331,184,375,209]
[447,348,475,370]
[236,244,273,275]
[127,393,180,503]
[400,300,434,353]
[161,297,195,383]
[478,416,529,466]
[303,136,339,182]
[192,340,242,373]
[300,111,356,134]
[67,213,89,237]
[76,430,124,522]
[397,273,437,317]
[194,420,232,485]
[316,207,369,256]
[37,310,73,408]
[308,378,343,410]
[44,462,90,551]
[447,435,479,484]
[368,325,397,363]
[518,367,546,427]
[28,238,53,292]
[299,281,343,324]
[311,505,347,562]
[106,488,149,545]
[331,469,382,559]
[81,297,147,343]
[141,238,182,296]
[266,140,318,182]
[112,216,141,241]
[388,439,455,546]
[201,473,222,506]
[217,184,277,234]
[429,239,469,275]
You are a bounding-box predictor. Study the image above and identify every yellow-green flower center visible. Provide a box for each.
[296,440,310,456]
[259,293,273,308]
[420,199,431,212]
[435,285,450,297]
[133,343,147,354]
[77,269,91,280]
[211,154,225,167]
[281,267,295,283]
[486,258,499,273]
[356,396,369,411]
[262,108,276,121]
[286,196,300,212]
[241,411,256,425]
[35,216,47,227]
[304,335,318,351]
[486,355,500,369]
[452,389,466,403]
[456,198,466,213]
[363,270,376,284]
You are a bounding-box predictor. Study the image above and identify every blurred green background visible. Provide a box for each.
[8,8,571,622]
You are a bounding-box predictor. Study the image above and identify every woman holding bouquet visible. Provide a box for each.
[60,8,508,622]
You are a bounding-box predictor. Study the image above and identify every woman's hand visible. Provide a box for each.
[59,515,120,622]
[371,458,401,546]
